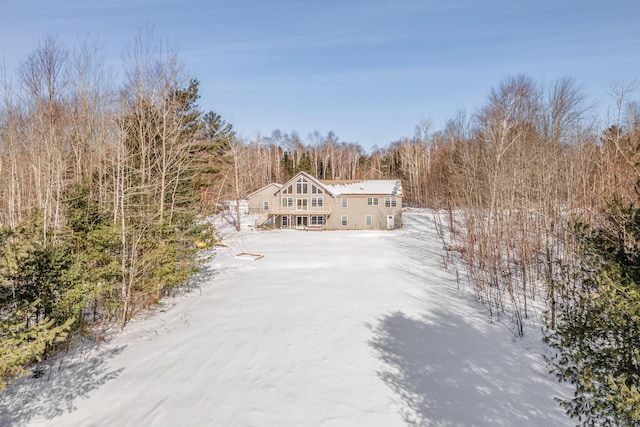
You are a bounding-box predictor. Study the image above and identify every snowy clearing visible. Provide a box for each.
[1,211,572,426]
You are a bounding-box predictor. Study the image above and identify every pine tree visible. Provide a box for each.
[0,301,74,390]
[64,183,120,323]
[0,217,77,389]
[193,110,235,213]
[282,152,295,179]
[546,196,640,426]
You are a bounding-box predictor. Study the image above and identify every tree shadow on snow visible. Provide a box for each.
[0,345,126,426]
[369,310,569,427]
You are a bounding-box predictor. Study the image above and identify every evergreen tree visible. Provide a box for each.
[202,110,234,152]
[282,152,295,179]
[192,110,236,213]
[0,301,73,390]
[546,196,640,426]
[116,77,209,327]
[297,152,313,175]
[0,215,76,389]
[64,183,120,323]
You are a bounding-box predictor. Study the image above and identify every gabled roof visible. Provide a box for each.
[261,171,403,198]
[279,171,336,196]
[322,179,402,196]
[246,182,283,198]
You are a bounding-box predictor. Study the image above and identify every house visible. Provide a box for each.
[247,171,402,230]
[246,183,282,214]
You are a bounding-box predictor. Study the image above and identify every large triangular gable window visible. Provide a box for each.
[311,184,323,194]
[282,184,293,194]
[296,178,308,194]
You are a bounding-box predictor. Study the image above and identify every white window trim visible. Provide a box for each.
[341,197,348,208]
[341,215,348,226]
[310,215,325,225]
[367,197,379,206]
[365,215,372,226]
[311,197,323,207]
[296,178,308,194]
[263,201,269,210]
[296,198,308,211]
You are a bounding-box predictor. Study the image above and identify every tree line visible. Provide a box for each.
[1,32,638,425]
[0,32,233,389]
[228,74,640,425]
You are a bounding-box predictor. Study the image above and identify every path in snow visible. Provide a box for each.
[1,212,572,426]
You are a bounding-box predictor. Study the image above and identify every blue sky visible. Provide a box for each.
[1,0,639,151]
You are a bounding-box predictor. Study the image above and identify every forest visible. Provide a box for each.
[1,34,639,425]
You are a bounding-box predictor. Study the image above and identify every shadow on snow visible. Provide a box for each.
[0,345,126,426]
[369,309,569,427]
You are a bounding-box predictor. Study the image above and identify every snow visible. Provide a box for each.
[0,211,572,426]
[323,179,402,196]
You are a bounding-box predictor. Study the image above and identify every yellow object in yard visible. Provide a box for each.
[194,240,208,249]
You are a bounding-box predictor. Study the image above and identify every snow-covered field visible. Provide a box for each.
[1,211,572,426]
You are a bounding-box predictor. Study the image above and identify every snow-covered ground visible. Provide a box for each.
[1,211,573,426]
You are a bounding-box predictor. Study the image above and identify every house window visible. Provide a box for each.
[311,197,323,208]
[296,198,308,211]
[365,215,372,226]
[367,197,379,206]
[263,201,269,211]
[341,197,348,208]
[282,216,290,227]
[341,215,348,226]
[296,178,308,194]
[310,215,325,225]
[311,185,323,194]
[282,197,293,207]
[384,197,397,208]
[283,184,292,194]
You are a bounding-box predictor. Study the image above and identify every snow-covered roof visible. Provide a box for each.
[267,172,402,197]
[321,179,402,196]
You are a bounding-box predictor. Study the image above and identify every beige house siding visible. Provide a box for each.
[325,195,402,229]
[247,183,281,215]
[268,173,332,229]
[247,172,402,230]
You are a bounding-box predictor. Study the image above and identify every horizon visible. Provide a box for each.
[2,0,639,151]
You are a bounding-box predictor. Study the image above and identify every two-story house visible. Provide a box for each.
[247,171,402,230]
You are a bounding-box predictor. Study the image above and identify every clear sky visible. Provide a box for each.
[1,0,639,151]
